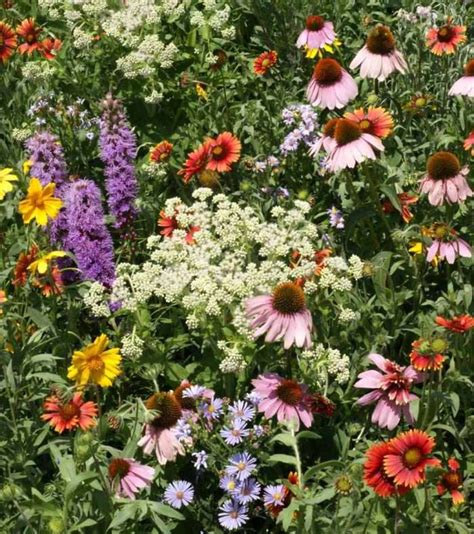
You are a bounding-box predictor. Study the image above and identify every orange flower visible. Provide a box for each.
[178,143,211,183]
[41,392,98,433]
[206,132,241,173]
[437,458,464,506]
[150,140,173,163]
[435,314,474,333]
[253,50,278,75]
[426,21,466,55]
[39,37,62,60]
[13,245,39,287]
[344,107,394,139]
[0,21,17,63]
[409,338,446,371]
[16,18,43,55]
[381,192,418,223]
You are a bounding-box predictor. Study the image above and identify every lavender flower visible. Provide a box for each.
[99,94,138,230]
[63,180,115,287]
[26,131,68,188]
[328,207,345,229]
[163,481,194,509]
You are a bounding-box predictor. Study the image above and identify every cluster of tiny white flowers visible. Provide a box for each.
[21,62,57,83]
[317,255,364,292]
[304,344,350,385]
[83,282,111,318]
[338,307,360,324]
[121,333,145,359]
[217,341,247,374]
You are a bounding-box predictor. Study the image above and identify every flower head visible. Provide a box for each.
[67,334,122,388]
[0,21,17,63]
[18,178,62,226]
[41,392,97,433]
[426,21,466,55]
[108,458,154,500]
[253,50,278,75]
[437,458,464,506]
[218,500,249,530]
[435,314,474,334]
[16,18,42,55]
[164,480,194,509]
[150,141,173,163]
[0,168,18,200]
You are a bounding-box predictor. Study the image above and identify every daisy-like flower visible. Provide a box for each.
[18,178,63,226]
[0,21,17,63]
[39,37,62,60]
[253,50,278,76]
[41,393,97,433]
[206,132,241,173]
[296,15,337,58]
[228,400,255,422]
[426,20,466,56]
[16,18,42,55]
[108,458,154,500]
[246,281,313,349]
[449,59,474,98]
[437,458,464,506]
[325,118,384,172]
[355,353,422,430]
[67,334,122,388]
[384,429,441,488]
[178,143,211,183]
[138,392,185,465]
[150,140,173,163]
[263,484,286,507]
[420,151,472,206]
[218,500,249,530]
[426,223,471,265]
[251,373,313,430]
[364,441,410,498]
[464,131,474,156]
[235,478,261,504]
[220,419,250,446]
[163,480,194,509]
[350,25,407,81]
[409,338,447,372]
[225,452,257,481]
[344,107,394,139]
[27,251,67,275]
[382,192,418,224]
[306,58,358,110]
[435,314,474,334]
[0,167,18,200]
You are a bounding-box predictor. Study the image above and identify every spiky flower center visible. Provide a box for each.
[306,15,325,31]
[314,58,342,86]
[464,59,474,77]
[404,447,422,468]
[108,458,130,479]
[272,282,306,314]
[437,24,455,43]
[427,151,460,180]
[334,119,362,145]
[60,403,80,421]
[366,25,395,55]
[146,392,182,429]
[323,118,339,137]
[276,379,304,405]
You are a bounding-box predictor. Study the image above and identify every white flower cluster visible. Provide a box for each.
[217,341,247,374]
[303,344,351,386]
[83,282,111,318]
[121,332,145,359]
[116,38,178,78]
[317,254,364,292]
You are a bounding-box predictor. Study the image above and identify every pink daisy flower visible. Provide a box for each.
[419,151,472,206]
[426,225,471,265]
[449,59,474,97]
[325,118,384,172]
[306,58,358,110]
[108,458,154,499]
[245,281,312,349]
[355,353,423,430]
[296,15,336,53]
[350,25,407,81]
[251,373,313,430]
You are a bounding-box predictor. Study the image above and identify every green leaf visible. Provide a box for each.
[267,454,297,466]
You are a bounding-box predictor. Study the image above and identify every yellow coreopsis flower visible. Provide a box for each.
[0,168,19,200]
[18,178,63,226]
[67,334,122,388]
[27,251,67,275]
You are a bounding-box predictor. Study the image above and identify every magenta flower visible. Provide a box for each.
[245,282,313,349]
[251,373,313,430]
[296,16,336,51]
[108,458,154,499]
[355,353,423,430]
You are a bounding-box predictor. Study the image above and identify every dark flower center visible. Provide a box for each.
[323,118,339,138]
[427,151,460,180]
[366,25,396,55]
[334,119,362,145]
[306,15,325,31]
[108,458,130,479]
[404,448,422,468]
[59,403,80,421]
[464,59,474,77]
[276,379,304,405]
[314,58,342,86]
[437,25,455,43]
[272,282,306,314]
[146,392,182,429]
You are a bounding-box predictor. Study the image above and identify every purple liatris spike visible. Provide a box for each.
[64,179,115,287]
[99,94,138,230]
[25,131,68,188]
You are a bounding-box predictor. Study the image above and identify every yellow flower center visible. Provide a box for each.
[404,447,422,467]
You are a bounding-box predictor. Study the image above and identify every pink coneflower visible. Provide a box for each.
[296,16,336,54]
[426,21,466,56]
[251,373,313,430]
[355,353,422,430]
[108,458,154,499]
[325,118,384,172]
[245,281,313,349]
[426,224,471,265]
[138,392,185,465]
[419,151,472,206]
[306,58,358,110]
[464,131,474,156]
[449,59,474,97]
[350,25,407,81]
